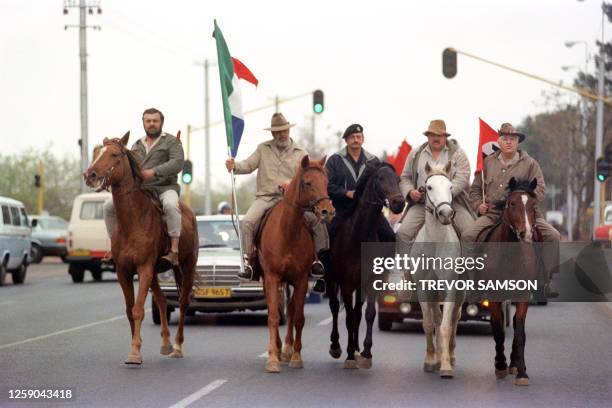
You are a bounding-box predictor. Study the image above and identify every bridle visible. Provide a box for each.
[502,190,535,241]
[423,173,455,222]
[361,167,403,208]
[286,166,331,212]
[93,140,129,193]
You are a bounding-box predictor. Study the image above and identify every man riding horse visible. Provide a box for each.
[397,119,475,245]
[102,107,184,266]
[225,112,329,280]
[312,123,396,293]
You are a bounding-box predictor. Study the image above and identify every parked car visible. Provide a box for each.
[29,215,68,263]
[66,192,114,282]
[0,196,31,285]
[594,204,612,247]
[153,214,288,324]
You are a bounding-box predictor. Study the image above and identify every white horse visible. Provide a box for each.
[411,162,465,378]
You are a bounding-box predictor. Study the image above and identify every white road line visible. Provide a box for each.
[0,308,152,350]
[168,379,227,408]
[318,311,344,326]
[258,351,268,358]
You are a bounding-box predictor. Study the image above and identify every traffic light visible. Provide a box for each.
[442,48,457,79]
[313,89,324,114]
[596,157,612,182]
[34,174,41,188]
[182,160,193,184]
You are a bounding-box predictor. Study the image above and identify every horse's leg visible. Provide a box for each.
[511,302,530,386]
[150,277,173,355]
[264,274,282,373]
[126,264,154,365]
[358,291,376,369]
[327,280,342,359]
[438,301,456,378]
[342,290,358,369]
[490,302,508,378]
[117,271,135,336]
[449,303,461,366]
[288,279,307,369]
[353,289,363,355]
[420,302,436,372]
[170,259,195,358]
[281,286,295,363]
[432,302,443,369]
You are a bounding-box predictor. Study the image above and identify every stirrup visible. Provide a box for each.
[160,251,179,267]
[312,278,326,294]
[238,258,253,281]
[310,259,325,278]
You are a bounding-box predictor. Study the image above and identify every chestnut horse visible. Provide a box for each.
[326,162,405,369]
[84,132,197,365]
[256,155,335,373]
[476,177,541,386]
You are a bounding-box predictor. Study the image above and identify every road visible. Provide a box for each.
[0,259,610,407]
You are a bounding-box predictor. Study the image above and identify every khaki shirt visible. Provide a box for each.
[469,150,546,214]
[234,139,307,201]
[131,133,184,195]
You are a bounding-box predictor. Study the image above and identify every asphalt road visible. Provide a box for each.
[0,259,610,407]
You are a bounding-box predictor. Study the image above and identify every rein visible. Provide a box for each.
[96,140,138,195]
[360,169,403,208]
[423,173,454,222]
[283,166,331,212]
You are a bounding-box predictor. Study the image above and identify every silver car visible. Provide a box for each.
[29,215,68,263]
[153,215,287,324]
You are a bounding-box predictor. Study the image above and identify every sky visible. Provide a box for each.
[1,0,607,192]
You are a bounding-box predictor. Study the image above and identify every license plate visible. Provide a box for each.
[194,287,231,298]
[70,249,91,257]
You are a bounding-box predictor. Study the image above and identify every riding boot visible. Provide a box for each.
[160,250,179,267]
[238,254,254,281]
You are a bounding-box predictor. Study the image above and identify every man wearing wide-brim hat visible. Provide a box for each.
[397,119,475,244]
[225,112,329,280]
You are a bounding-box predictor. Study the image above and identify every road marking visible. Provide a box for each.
[258,351,268,358]
[0,308,152,350]
[168,379,227,408]
[318,311,344,326]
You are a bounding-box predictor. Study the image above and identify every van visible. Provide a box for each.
[66,192,114,282]
[0,196,31,285]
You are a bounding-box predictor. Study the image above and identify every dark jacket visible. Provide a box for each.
[131,133,184,195]
[325,147,380,218]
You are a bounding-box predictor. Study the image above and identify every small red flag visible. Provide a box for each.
[476,118,499,172]
[388,139,412,175]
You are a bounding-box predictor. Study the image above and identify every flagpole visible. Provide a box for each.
[228,147,246,276]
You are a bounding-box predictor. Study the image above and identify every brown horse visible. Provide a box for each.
[476,177,541,386]
[83,132,197,365]
[256,155,335,373]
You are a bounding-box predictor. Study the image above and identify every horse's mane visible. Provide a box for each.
[346,161,394,216]
[492,178,536,210]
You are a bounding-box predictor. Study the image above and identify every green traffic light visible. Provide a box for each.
[314,103,323,113]
[182,173,193,184]
[598,174,606,182]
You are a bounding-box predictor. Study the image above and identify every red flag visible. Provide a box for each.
[477,118,499,172]
[388,139,412,175]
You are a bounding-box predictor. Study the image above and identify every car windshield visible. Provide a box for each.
[38,218,68,229]
[197,220,239,249]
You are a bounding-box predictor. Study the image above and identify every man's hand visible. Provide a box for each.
[409,189,423,202]
[225,158,235,172]
[279,181,290,194]
[478,202,489,215]
[346,190,355,199]
[142,169,155,180]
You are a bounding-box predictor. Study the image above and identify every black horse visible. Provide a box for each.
[325,162,405,369]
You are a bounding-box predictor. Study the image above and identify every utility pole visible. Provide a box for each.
[63,0,101,193]
[36,161,44,215]
[195,59,215,214]
[185,125,192,207]
[594,6,606,238]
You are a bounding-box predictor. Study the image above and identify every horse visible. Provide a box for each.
[475,177,541,386]
[83,132,197,365]
[410,162,464,378]
[326,162,405,369]
[256,155,335,373]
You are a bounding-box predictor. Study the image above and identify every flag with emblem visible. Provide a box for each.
[477,118,499,172]
[213,20,259,157]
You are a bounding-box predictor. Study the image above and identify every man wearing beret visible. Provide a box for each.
[312,124,395,292]
[225,112,329,280]
[397,119,475,244]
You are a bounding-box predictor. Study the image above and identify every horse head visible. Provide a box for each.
[372,163,405,214]
[83,131,142,192]
[424,161,454,225]
[297,155,335,223]
[501,177,538,242]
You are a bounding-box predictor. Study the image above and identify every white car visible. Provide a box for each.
[153,214,288,324]
[65,192,114,282]
[0,196,31,285]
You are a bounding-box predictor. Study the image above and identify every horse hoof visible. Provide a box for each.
[168,348,183,358]
[439,369,454,378]
[357,357,372,370]
[423,363,437,373]
[329,347,342,359]
[125,354,143,365]
[515,376,530,386]
[288,359,303,369]
[280,352,291,363]
[266,361,281,373]
[344,360,359,369]
[160,345,173,355]
[495,368,509,379]
[509,366,518,375]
